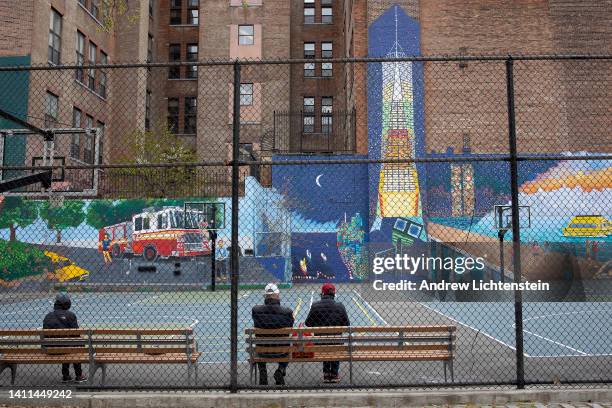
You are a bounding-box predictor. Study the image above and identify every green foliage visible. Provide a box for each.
[39,201,86,243]
[0,197,39,240]
[85,199,224,230]
[0,240,52,281]
[98,0,140,33]
[110,124,200,198]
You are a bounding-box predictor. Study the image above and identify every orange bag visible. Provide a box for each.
[292,323,315,359]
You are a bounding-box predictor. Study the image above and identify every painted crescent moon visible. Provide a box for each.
[315,174,323,187]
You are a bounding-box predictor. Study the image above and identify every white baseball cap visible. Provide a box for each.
[264,283,280,295]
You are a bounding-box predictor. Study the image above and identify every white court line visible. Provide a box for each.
[522,308,612,323]
[416,302,530,357]
[522,329,588,356]
[127,294,160,306]
[352,290,388,325]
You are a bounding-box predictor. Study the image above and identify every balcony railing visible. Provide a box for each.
[269,109,356,154]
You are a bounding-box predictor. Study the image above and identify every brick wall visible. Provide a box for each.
[0,0,34,57]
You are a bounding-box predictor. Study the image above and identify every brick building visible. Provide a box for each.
[0,0,610,197]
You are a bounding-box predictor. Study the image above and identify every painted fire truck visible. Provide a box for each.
[98,206,211,261]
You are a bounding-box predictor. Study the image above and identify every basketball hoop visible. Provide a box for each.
[198,220,209,239]
[48,191,65,209]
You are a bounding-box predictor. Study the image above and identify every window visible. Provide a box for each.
[304,0,315,24]
[96,120,105,164]
[168,44,180,78]
[186,44,198,79]
[321,97,333,133]
[304,62,315,77]
[188,0,199,24]
[322,42,332,76]
[99,51,107,97]
[71,107,82,159]
[145,90,151,130]
[240,83,253,106]
[170,0,181,24]
[238,25,254,45]
[322,62,332,77]
[184,97,197,134]
[84,114,94,164]
[147,34,154,62]
[44,92,59,128]
[75,31,85,81]
[304,42,315,58]
[90,0,99,20]
[321,42,333,58]
[48,9,62,64]
[88,42,97,90]
[168,98,179,133]
[322,6,332,24]
[303,97,314,133]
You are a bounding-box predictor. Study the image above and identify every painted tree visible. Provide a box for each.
[39,201,85,244]
[86,199,192,230]
[0,196,39,241]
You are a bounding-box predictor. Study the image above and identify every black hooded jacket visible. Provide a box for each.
[305,295,350,327]
[252,297,294,357]
[43,295,79,330]
[252,297,294,330]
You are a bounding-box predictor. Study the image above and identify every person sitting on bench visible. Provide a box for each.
[42,293,87,384]
[251,283,294,386]
[305,283,350,383]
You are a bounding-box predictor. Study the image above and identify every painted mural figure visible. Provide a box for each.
[101,233,112,264]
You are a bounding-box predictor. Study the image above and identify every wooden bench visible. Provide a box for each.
[245,325,456,384]
[0,328,200,386]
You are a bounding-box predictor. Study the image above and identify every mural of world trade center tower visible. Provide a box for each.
[378,11,421,218]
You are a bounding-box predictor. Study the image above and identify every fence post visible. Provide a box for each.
[230,60,241,393]
[505,55,525,389]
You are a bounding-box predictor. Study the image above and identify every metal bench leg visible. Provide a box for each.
[249,363,254,385]
[101,364,107,386]
[0,363,17,385]
[443,361,447,383]
[187,362,192,387]
[450,359,454,383]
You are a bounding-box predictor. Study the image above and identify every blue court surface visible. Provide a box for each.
[2,289,610,361]
[418,301,612,358]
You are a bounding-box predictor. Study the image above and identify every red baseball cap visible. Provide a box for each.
[321,283,336,295]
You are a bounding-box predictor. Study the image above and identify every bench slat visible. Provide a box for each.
[249,350,452,363]
[245,325,455,335]
[249,343,453,354]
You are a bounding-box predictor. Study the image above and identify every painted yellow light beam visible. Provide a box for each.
[352,296,377,326]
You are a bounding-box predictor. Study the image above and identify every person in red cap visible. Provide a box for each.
[305,283,350,383]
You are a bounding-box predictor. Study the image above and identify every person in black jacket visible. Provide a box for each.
[251,283,294,385]
[42,293,87,383]
[305,283,350,383]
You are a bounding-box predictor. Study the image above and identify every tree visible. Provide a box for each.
[110,125,199,198]
[39,201,85,244]
[85,199,193,230]
[0,196,39,241]
[98,0,140,33]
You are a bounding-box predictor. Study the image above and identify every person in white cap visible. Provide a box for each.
[251,283,294,386]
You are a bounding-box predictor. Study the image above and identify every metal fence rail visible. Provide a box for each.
[0,55,610,392]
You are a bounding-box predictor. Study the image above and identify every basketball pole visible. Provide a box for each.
[210,205,217,292]
[506,56,525,390]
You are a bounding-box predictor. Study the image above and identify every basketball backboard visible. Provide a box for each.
[494,205,531,231]
[184,201,226,231]
[0,128,101,198]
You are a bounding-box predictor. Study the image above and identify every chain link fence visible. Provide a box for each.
[0,56,610,391]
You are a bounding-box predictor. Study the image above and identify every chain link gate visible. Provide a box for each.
[0,55,610,391]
